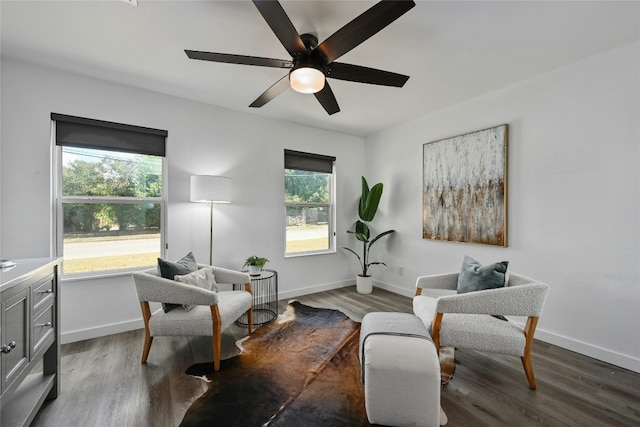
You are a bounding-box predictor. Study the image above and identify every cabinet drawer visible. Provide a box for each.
[31,276,55,313]
[32,305,55,358]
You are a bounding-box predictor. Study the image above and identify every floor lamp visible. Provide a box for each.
[190,175,231,265]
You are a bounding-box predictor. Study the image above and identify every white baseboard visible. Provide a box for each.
[374,280,416,298]
[62,319,144,344]
[278,279,353,300]
[531,328,640,373]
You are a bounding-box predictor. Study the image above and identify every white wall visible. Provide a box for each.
[0,59,364,342]
[2,40,638,373]
[366,41,640,372]
[0,59,2,258]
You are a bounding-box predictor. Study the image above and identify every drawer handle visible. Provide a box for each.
[39,289,54,294]
[37,322,53,328]
[1,341,16,354]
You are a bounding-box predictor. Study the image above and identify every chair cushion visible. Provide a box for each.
[149,290,252,336]
[157,252,199,312]
[413,295,525,356]
[174,267,219,311]
[457,255,508,294]
[413,295,438,330]
[437,313,525,356]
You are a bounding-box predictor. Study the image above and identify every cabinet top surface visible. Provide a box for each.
[0,257,61,292]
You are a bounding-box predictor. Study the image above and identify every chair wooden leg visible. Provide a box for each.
[142,336,153,364]
[244,282,254,334]
[140,302,153,363]
[522,316,540,389]
[210,305,222,371]
[247,307,253,334]
[521,355,536,390]
[431,312,444,355]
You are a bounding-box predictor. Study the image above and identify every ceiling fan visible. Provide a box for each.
[185,0,415,115]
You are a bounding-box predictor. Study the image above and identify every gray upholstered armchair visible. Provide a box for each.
[132,265,253,371]
[413,272,549,389]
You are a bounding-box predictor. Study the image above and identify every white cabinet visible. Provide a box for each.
[0,258,61,427]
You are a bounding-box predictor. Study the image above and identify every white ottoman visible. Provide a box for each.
[360,312,441,427]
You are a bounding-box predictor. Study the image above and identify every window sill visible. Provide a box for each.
[284,249,336,259]
[60,266,153,283]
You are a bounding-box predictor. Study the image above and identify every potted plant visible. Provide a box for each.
[343,177,395,294]
[243,255,269,276]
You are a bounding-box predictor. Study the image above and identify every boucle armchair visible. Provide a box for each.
[133,265,253,371]
[413,272,549,389]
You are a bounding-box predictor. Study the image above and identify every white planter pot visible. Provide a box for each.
[356,275,373,294]
[248,265,262,276]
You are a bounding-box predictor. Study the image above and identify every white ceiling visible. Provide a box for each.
[1,0,639,137]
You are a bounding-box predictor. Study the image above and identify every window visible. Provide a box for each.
[284,150,335,256]
[52,113,167,276]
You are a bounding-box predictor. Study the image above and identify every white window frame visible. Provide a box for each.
[284,164,336,258]
[52,122,167,279]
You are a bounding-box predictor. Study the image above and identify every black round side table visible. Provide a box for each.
[234,269,278,328]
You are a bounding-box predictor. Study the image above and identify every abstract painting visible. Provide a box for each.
[423,124,508,246]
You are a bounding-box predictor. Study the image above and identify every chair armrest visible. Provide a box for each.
[133,272,219,306]
[415,272,459,291]
[435,283,550,317]
[198,264,251,285]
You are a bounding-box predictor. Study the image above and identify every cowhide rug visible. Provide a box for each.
[180,301,447,426]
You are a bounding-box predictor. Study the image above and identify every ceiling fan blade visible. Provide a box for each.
[249,74,290,108]
[327,62,409,87]
[314,82,340,115]
[313,1,415,64]
[252,0,307,59]
[185,50,292,68]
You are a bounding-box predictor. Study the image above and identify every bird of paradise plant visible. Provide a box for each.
[343,176,395,277]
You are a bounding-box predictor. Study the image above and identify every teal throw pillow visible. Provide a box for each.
[157,252,198,312]
[457,255,508,294]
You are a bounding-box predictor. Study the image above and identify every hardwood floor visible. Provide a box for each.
[31,286,639,427]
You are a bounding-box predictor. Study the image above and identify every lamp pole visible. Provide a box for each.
[190,175,231,266]
[209,201,214,266]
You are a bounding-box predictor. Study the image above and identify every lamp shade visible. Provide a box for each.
[290,66,325,94]
[190,175,231,203]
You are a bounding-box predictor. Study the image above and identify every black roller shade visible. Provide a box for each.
[52,113,167,157]
[284,149,335,173]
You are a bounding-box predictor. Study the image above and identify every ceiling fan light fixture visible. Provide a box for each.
[289,66,325,94]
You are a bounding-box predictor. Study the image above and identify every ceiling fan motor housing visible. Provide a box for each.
[300,33,319,52]
[291,32,327,77]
